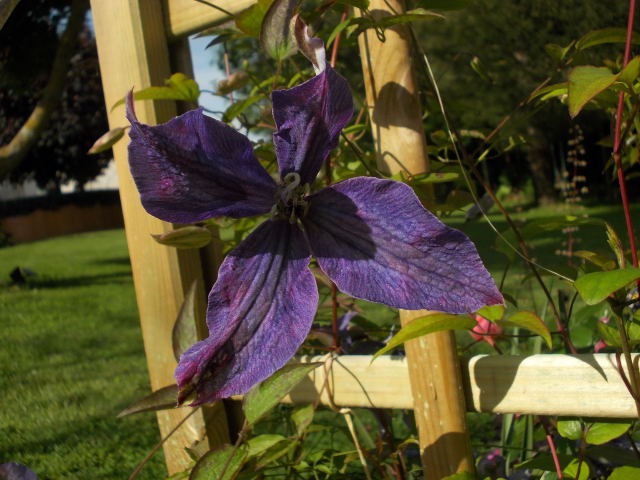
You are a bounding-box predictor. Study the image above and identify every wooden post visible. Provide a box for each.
[91,1,230,473]
[358,1,475,478]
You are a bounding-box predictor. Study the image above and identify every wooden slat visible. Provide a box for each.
[280,354,640,419]
[91,0,230,473]
[162,0,257,40]
[357,1,474,478]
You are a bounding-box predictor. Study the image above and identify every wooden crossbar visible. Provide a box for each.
[162,0,256,39]
[278,354,639,419]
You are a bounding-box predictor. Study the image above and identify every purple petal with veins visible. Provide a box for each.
[303,177,503,313]
[272,66,352,184]
[175,219,318,405]
[126,92,276,223]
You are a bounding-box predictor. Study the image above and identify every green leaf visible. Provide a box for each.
[607,223,626,268]
[172,281,198,362]
[608,466,640,479]
[349,8,443,36]
[373,313,475,358]
[243,362,322,425]
[190,444,248,480]
[544,42,574,61]
[576,28,640,51]
[412,172,459,184]
[88,127,125,154]
[235,0,274,38]
[557,418,582,440]
[152,226,212,249]
[498,311,552,348]
[246,434,287,458]
[260,0,297,61]
[255,438,298,468]
[563,458,590,480]
[585,420,631,445]
[597,320,621,348]
[573,250,616,270]
[291,404,314,436]
[223,94,265,123]
[529,82,568,102]
[618,57,640,87]
[476,305,505,322]
[117,385,177,418]
[112,73,199,110]
[568,66,618,118]
[575,268,640,305]
[442,473,477,480]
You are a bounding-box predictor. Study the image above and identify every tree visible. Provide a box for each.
[0,0,110,191]
[414,0,630,204]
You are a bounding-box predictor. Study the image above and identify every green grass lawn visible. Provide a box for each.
[0,229,165,479]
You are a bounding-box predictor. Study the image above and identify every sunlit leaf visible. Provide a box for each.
[476,305,505,322]
[573,250,616,270]
[374,314,475,358]
[557,418,582,440]
[152,226,212,249]
[112,73,199,110]
[618,57,640,87]
[349,8,443,36]
[564,458,590,480]
[260,0,298,61]
[172,281,198,362]
[608,466,640,479]
[117,385,178,418]
[575,268,640,305]
[607,223,626,268]
[529,82,568,103]
[585,421,632,445]
[190,444,248,480]
[441,473,476,480]
[568,66,618,118]
[223,94,266,122]
[497,311,552,348]
[88,127,125,154]
[243,363,322,425]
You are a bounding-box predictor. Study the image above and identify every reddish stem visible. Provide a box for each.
[613,0,639,272]
[330,7,349,68]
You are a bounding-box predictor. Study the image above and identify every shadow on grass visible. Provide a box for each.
[23,271,132,289]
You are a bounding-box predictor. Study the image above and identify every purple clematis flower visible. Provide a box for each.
[125,25,502,406]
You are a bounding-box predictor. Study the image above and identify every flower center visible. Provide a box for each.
[271,172,310,223]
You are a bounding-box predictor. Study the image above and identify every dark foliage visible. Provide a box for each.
[0,0,110,191]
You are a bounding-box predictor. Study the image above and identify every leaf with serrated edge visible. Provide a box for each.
[172,281,198,362]
[243,363,322,425]
[374,314,475,358]
[498,311,552,348]
[575,268,640,305]
[117,385,178,418]
[152,226,212,249]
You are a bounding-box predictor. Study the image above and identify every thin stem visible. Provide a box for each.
[612,0,640,281]
[330,7,349,68]
[541,419,563,479]
[615,352,640,405]
[615,316,640,415]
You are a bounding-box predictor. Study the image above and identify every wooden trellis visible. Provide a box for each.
[91,1,639,478]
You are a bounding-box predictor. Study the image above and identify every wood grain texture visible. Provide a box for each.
[91,0,229,473]
[162,0,257,39]
[280,354,640,419]
[357,1,473,478]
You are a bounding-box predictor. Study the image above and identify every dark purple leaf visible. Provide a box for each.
[303,177,503,313]
[175,220,318,406]
[126,92,276,223]
[272,66,352,184]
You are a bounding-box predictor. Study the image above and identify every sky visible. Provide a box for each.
[188,35,231,119]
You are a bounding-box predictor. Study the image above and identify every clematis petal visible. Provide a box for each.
[175,219,317,405]
[302,177,503,313]
[272,66,353,184]
[126,92,276,223]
